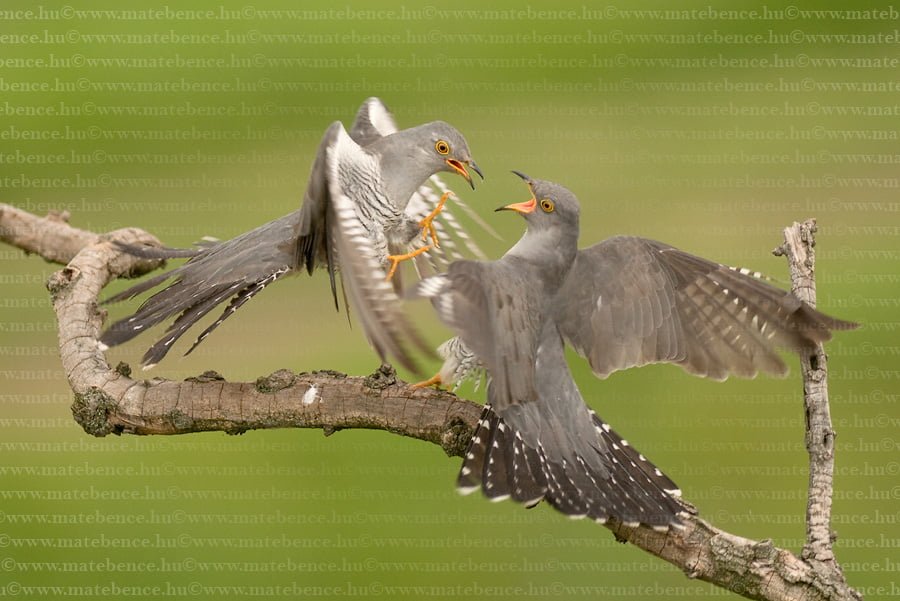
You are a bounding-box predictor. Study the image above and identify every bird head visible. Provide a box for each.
[419,121,483,190]
[496,171,580,233]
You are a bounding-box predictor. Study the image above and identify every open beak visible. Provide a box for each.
[495,198,536,214]
[446,159,483,190]
[496,170,537,213]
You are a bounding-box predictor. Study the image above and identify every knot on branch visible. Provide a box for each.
[46,266,80,302]
[71,387,120,437]
[364,364,397,389]
[255,369,296,393]
[185,370,226,383]
[439,415,474,458]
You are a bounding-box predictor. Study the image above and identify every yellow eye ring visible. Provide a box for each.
[540,199,554,213]
[435,140,450,155]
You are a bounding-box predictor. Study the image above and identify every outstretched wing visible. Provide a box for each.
[324,126,434,373]
[100,123,345,367]
[556,236,859,381]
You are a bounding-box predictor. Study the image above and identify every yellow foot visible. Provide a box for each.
[419,191,452,247]
[386,245,431,281]
[413,373,443,389]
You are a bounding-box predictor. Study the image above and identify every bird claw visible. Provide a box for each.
[386,245,431,281]
[412,373,443,389]
[419,191,452,248]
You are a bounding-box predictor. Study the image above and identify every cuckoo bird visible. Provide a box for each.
[413,173,857,529]
[99,98,484,372]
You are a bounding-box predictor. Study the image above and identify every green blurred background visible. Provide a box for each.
[1,1,897,599]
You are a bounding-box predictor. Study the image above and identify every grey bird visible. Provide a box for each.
[412,173,858,529]
[99,98,483,371]
[422,197,860,390]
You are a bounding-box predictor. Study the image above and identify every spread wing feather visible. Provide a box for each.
[557,236,858,380]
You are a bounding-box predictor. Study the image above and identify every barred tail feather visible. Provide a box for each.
[457,405,683,530]
[588,410,681,498]
[457,406,493,495]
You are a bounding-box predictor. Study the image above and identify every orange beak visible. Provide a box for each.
[495,198,537,214]
[446,159,482,190]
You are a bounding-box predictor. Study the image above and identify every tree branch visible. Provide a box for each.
[774,220,859,599]
[0,203,860,601]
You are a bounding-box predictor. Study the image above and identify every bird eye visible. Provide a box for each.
[540,199,554,213]
[435,140,451,155]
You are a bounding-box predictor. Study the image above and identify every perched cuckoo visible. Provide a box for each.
[99,98,483,371]
[413,173,857,528]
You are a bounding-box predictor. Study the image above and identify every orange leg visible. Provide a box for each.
[413,373,443,389]
[385,245,431,281]
[419,191,451,248]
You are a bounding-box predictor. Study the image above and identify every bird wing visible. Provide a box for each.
[101,123,344,367]
[415,259,541,408]
[556,236,859,381]
[348,97,399,146]
[325,126,434,373]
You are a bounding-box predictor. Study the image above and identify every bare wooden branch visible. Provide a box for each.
[1,203,860,601]
[774,220,859,600]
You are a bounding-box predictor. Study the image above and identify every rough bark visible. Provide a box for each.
[0,203,860,601]
[773,220,859,599]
